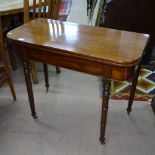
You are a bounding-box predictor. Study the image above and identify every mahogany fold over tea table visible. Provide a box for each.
[7,18,149,144]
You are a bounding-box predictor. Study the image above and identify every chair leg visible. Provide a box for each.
[4,65,16,101]
[43,63,49,92]
[30,61,38,84]
[55,66,61,74]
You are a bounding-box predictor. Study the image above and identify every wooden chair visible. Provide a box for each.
[24,0,61,91]
[0,32,16,101]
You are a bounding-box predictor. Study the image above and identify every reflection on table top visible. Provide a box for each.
[7,18,149,66]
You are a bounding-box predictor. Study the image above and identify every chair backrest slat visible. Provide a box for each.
[24,0,30,23]
[32,0,37,19]
[38,0,42,18]
[24,0,61,23]
[48,0,61,19]
[43,0,47,18]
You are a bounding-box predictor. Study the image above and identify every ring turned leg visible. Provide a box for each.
[22,59,38,119]
[100,79,111,144]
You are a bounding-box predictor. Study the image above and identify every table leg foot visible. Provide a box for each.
[127,108,132,115]
[32,113,38,119]
[99,137,106,145]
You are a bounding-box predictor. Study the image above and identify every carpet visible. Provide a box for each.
[111,68,155,101]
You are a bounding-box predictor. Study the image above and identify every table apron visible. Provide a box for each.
[16,46,135,81]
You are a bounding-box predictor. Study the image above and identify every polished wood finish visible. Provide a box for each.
[7,18,149,143]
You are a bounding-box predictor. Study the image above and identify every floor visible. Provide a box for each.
[0,0,155,155]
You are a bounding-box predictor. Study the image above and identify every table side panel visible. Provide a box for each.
[15,44,135,81]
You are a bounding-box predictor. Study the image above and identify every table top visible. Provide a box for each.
[7,18,149,67]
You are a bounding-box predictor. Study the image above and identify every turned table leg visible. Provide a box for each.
[22,59,38,119]
[100,79,111,144]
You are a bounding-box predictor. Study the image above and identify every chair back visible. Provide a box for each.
[24,0,61,23]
